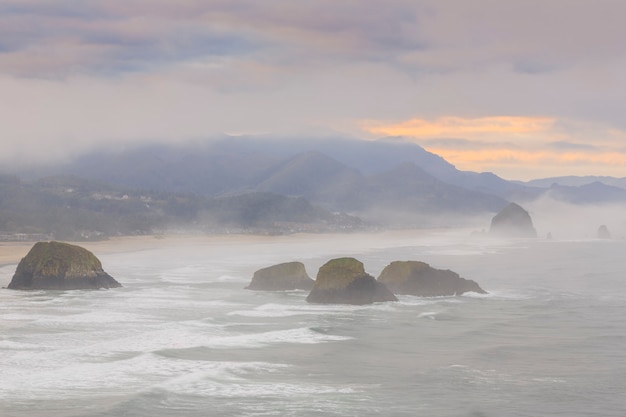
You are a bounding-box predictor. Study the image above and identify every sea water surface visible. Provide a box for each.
[1,231,625,417]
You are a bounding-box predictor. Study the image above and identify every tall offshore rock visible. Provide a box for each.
[489,202,537,237]
[306,257,397,305]
[246,261,314,291]
[597,225,611,239]
[7,241,121,290]
[378,261,486,297]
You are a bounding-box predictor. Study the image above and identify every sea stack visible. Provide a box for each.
[246,261,314,291]
[597,225,611,239]
[306,257,397,305]
[7,241,121,290]
[377,261,487,297]
[489,202,537,237]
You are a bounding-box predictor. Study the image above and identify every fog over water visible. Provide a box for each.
[1,230,626,416]
[524,197,626,239]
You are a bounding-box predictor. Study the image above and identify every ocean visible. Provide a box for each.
[1,231,625,417]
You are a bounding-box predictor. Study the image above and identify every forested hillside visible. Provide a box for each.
[0,175,361,240]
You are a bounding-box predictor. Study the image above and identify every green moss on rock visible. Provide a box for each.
[7,241,121,290]
[377,261,486,297]
[314,257,367,290]
[306,257,397,305]
[246,261,314,291]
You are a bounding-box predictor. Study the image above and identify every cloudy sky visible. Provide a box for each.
[1,0,625,180]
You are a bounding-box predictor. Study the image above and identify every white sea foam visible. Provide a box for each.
[417,311,438,319]
[0,340,40,350]
[161,379,361,398]
[33,310,150,325]
[0,352,290,400]
[205,327,352,348]
[441,364,568,388]
[216,274,247,282]
[228,303,321,318]
[2,235,626,416]
[396,296,450,306]
[228,301,399,318]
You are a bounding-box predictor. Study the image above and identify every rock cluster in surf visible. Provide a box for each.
[251,257,488,304]
[7,241,121,290]
[246,261,314,291]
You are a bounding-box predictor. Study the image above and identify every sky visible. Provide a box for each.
[1,0,626,180]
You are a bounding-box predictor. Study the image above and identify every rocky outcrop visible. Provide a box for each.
[377,261,486,297]
[246,261,314,291]
[597,225,611,239]
[489,202,537,237]
[7,241,121,290]
[306,257,397,305]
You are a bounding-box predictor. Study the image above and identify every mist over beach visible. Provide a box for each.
[3,230,626,416]
[3,1,626,416]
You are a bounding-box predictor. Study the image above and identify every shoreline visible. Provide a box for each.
[0,229,457,268]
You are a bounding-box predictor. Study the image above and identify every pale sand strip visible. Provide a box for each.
[0,241,37,266]
[0,234,274,266]
[0,229,444,267]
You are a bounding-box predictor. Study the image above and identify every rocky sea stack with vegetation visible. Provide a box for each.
[246,261,314,291]
[7,241,121,290]
[306,257,397,305]
[377,261,486,297]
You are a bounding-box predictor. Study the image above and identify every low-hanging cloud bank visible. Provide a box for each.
[1,0,626,180]
[523,196,626,240]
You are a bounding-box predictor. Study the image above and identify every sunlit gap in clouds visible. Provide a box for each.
[363,115,555,138]
[361,116,626,180]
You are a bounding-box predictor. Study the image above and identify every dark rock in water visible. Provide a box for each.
[246,261,314,291]
[377,261,486,297]
[7,241,121,290]
[597,225,611,239]
[489,202,537,237]
[306,257,397,305]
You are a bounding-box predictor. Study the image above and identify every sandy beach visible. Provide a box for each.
[0,234,276,267]
[0,229,448,268]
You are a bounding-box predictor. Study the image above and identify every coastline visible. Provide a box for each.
[0,229,454,268]
[0,234,272,267]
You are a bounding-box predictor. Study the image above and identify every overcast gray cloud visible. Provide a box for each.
[2,0,624,77]
[1,0,626,179]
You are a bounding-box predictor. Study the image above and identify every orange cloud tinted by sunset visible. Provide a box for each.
[363,116,555,139]
[361,115,626,179]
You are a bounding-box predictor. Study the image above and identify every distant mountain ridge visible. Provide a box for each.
[0,175,360,240]
[14,136,510,193]
[4,135,626,234]
[254,151,365,207]
[523,176,626,190]
[544,182,626,204]
[78,139,511,216]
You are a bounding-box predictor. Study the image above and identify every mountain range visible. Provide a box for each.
[3,135,626,238]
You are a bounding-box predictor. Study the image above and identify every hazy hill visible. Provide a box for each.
[364,163,507,213]
[254,151,366,208]
[51,141,281,195]
[242,136,537,200]
[5,136,626,235]
[523,176,626,190]
[13,136,533,200]
[543,182,626,204]
[13,134,604,228]
[249,151,509,214]
[0,175,359,240]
